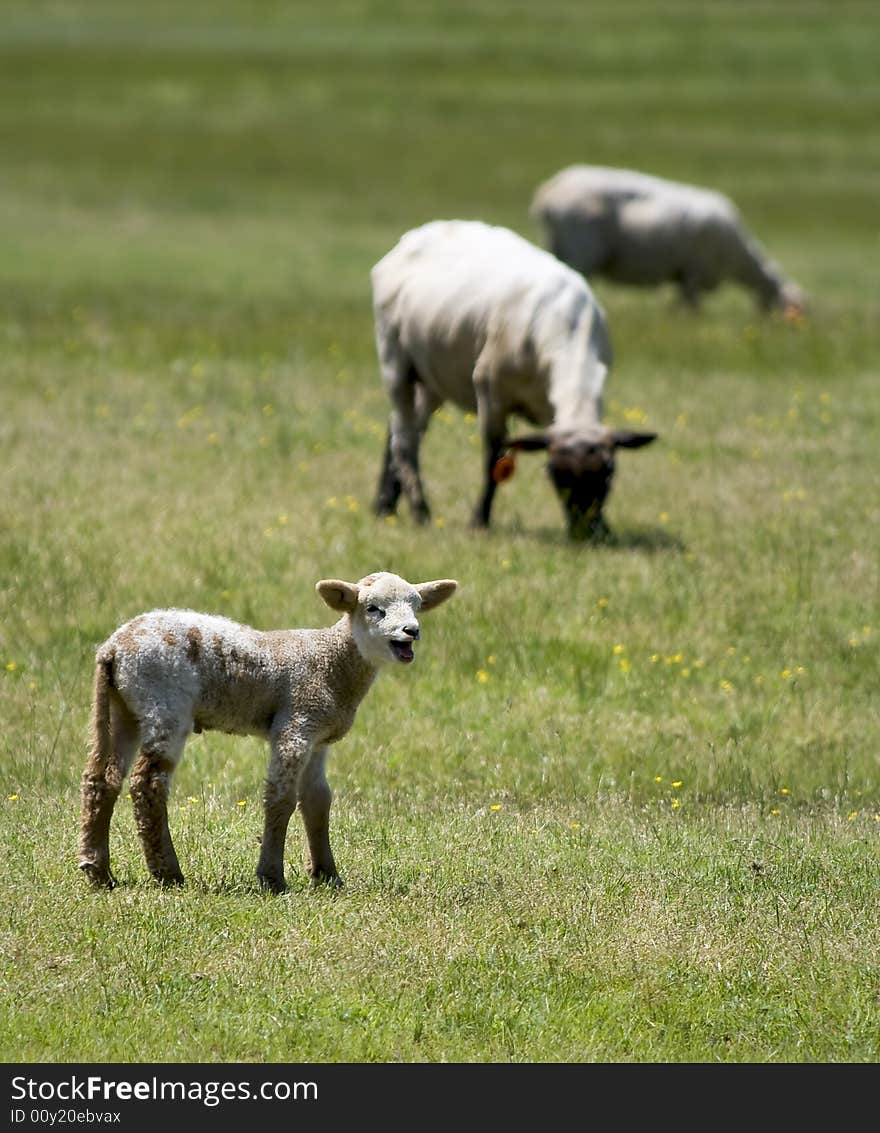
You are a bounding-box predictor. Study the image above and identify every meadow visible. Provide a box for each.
[1,0,878,1063]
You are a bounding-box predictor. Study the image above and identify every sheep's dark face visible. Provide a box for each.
[547,438,617,541]
[505,427,658,542]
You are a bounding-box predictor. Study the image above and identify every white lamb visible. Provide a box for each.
[530,165,807,314]
[371,219,657,541]
[78,571,458,893]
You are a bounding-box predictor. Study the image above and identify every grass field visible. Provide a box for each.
[1,0,879,1064]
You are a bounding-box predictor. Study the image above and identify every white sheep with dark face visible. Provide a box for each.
[371,219,657,541]
[531,165,807,314]
[78,571,458,894]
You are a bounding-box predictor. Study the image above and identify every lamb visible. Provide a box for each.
[371,219,657,542]
[530,165,807,314]
[77,571,458,894]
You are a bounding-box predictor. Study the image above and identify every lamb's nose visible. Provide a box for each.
[403,623,420,640]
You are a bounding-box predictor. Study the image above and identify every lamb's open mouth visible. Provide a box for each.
[389,639,415,663]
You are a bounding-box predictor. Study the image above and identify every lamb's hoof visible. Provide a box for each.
[151,871,185,889]
[257,873,288,895]
[79,861,117,890]
[309,869,343,890]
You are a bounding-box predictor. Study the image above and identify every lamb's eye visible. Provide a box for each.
[366,605,385,618]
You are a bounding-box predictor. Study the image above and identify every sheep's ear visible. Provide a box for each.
[610,430,658,450]
[316,579,360,612]
[415,579,458,611]
[506,432,551,453]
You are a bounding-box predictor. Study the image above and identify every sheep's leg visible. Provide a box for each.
[472,432,507,529]
[374,426,402,516]
[129,726,187,887]
[471,367,507,529]
[382,358,432,524]
[375,381,439,518]
[79,695,140,889]
[256,726,310,893]
[676,272,703,310]
[297,746,340,887]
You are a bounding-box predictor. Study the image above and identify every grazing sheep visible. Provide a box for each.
[530,165,807,314]
[78,571,458,894]
[371,219,657,541]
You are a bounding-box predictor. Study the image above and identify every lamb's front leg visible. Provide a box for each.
[256,723,310,894]
[297,745,340,887]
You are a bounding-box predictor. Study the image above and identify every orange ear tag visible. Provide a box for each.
[492,451,517,483]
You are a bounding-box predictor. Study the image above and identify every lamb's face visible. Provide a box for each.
[351,574,423,666]
[316,572,457,667]
[351,575,421,661]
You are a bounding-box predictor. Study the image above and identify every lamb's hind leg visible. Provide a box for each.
[79,694,140,889]
[129,723,188,887]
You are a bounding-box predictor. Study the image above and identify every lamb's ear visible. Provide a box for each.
[316,579,360,612]
[415,579,458,611]
[506,432,552,453]
[610,430,658,450]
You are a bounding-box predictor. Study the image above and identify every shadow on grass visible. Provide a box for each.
[89,874,345,899]
[453,520,687,553]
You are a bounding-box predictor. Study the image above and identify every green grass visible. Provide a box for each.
[1,0,879,1063]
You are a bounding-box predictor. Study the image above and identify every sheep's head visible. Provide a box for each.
[503,426,657,541]
[316,572,458,666]
[779,280,808,322]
